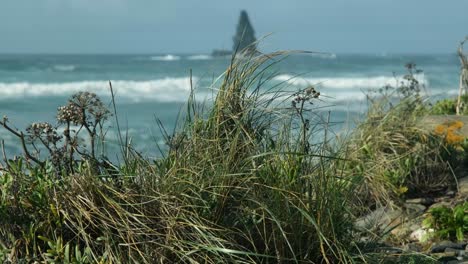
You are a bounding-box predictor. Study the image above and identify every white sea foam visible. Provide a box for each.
[150,55,181,61]
[0,77,197,102]
[186,54,212,60]
[274,74,429,89]
[307,53,337,59]
[52,65,76,72]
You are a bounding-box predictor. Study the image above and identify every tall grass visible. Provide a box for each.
[0,52,360,263]
[342,64,462,208]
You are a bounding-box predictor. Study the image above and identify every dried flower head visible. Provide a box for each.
[26,122,62,144]
[57,92,111,125]
[57,104,83,124]
[291,86,320,109]
[70,92,111,122]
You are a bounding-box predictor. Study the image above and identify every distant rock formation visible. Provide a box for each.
[232,10,257,55]
[212,10,258,57]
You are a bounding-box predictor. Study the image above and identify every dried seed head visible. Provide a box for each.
[26,122,62,143]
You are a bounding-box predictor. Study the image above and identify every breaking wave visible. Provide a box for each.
[274,74,429,89]
[186,54,212,60]
[0,77,197,102]
[52,65,76,72]
[308,53,337,59]
[150,55,181,61]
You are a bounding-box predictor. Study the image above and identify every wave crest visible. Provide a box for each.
[274,74,428,89]
[150,55,181,61]
[52,65,76,72]
[0,77,196,102]
[186,54,212,60]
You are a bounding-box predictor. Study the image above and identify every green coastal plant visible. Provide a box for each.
[422,202,468,241]
[431,94,468,115]
[0,91,112,176]
[431,98,457,115]
[38,236,93,264]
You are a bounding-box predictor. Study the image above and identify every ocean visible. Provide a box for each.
[0,53,461,158]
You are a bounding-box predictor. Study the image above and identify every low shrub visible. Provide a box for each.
[423,202,468,241]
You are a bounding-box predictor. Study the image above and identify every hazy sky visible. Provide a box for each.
[1,0,467,54]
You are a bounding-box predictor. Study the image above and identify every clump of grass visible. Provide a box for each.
[0,51,360,263]
[156,51,358,263]
[342,63,457,207]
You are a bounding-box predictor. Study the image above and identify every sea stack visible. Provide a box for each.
[212,10,258,57]
[232,10,257,55]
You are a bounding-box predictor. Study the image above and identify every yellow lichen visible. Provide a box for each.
[434,120,465,145]
[434,124,446,135]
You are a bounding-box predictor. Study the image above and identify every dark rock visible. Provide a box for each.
[437,255,458,263]
[232,10,257,54]
[431,241,468,253]
[380,247,403,254]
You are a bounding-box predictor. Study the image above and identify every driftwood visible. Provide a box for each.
[456,37,468,115]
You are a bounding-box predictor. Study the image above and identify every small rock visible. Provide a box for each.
[445,247,460,254]
[405,203,426,215]
[446,190,456,197]
[406,197,434,206]
[458,249,466,258]
[435,196,452,203]
[355,206,402,232]
[391,222,421,238]
[458,177,468,196]
[429,201,452,210]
